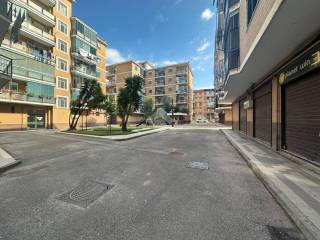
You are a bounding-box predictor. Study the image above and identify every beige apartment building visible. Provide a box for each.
[215,0,320,165]
[106,61,193,122]
[0,0,107,130]
[193,89,216,121]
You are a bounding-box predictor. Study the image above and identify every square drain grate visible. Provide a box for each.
[56,180,113,208]
[186,162,209,170]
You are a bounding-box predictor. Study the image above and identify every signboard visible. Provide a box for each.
[243,100,252,109]
[278,41,320,85]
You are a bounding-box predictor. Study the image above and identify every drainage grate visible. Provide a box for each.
[267,226,305,240]
[186,162,209,170]
[56,180,113,208]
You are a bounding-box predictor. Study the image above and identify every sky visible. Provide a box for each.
[73,0,216,89]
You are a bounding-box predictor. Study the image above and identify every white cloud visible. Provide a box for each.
[155,12,168,23]
[201,8,214,21]
[174,0,183,6]
[107,48,125,64]
[192,55,211,62]
[162,60,178,66]
[197,39,210,52]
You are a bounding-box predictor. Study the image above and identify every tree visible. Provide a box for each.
[69,79,104,130]
[103,97,116,134]
[163,96,172,113]
[143,97,154,120]
[117,76,143,131]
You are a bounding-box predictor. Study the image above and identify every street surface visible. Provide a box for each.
[0,127,304,240]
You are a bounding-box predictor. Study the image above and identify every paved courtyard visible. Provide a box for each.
[0,128,304,240]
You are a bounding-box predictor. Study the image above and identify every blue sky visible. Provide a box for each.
[74,0,216,89]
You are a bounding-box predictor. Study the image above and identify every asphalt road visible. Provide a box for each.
[0,129,304,240]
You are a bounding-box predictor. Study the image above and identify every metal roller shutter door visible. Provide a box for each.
[239,99,247,133]
[254,82,272,144]
[284,70,320,164]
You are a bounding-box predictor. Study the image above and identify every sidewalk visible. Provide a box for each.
[59,127,168,141]
[0,148,21,173]
[222,130,320,240]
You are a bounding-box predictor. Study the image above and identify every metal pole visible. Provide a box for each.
[171,98,174,127]
[85,111,88,131]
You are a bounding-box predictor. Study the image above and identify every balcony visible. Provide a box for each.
[2,38,55,65]
[0,90,54,106]
[106,79,116,86]
[20,22,55,47]
[37,0,56,7]
[0,55,12,87]
[19,0,55,27]
[71,48,99,66]
[0,0,12,43]
[71,65,97,79]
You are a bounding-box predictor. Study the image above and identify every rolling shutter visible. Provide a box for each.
[284,70,320,164]
[254,82,272,144]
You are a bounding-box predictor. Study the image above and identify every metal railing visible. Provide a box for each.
[0,54,12,77]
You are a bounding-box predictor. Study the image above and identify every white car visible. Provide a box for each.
[196,119,208,124]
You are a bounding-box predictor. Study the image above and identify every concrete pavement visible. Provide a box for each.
[223,129,320,240]
[0,129,304,240]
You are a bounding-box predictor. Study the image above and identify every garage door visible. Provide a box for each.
[284,70,320,164]
[239,99,247,133]
[254,82,272,144]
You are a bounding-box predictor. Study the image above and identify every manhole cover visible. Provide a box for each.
[169,151,185,160]
[186,162,209,170]
[56,180,113,208]
[267,226,305,240]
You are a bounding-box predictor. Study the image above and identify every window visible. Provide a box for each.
[58,1,68,17]
[57,96,68,108]
[58,20,68,34]
[58,39,68,53]
[148,71,152,76]
[168,68,173,73]
[168,77,172,82]
[10,82,18,91]
[168,88,172,92]
[57,58,68,71]
[247,0,258,24]
[149,89,152,94]
[57,77,68,90]
[148,80,152,86]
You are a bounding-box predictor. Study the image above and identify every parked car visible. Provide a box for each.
[196,119,208,124]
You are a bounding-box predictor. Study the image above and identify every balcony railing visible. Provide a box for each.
[21,22,55,46]
[0,54,12,78]
[13,65,55,83]
[71,65,97,79]
[0,91,54,105]
[0,0,12,19]
[2,38,55,65]
[20,0,55,25]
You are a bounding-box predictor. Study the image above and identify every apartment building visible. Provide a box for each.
[0,0,107,130]
[106,61,193,122]
[214,0,320,165]
[193,89,216,121]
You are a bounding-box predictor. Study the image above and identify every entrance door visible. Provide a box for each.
[27,110,46,129]
[284,70,320,164]
[239,99,247,133]
[254,82,272,144]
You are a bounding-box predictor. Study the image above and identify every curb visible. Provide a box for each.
[221,130,319,240]
[0,148,21,173]
[57,128,168,141]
